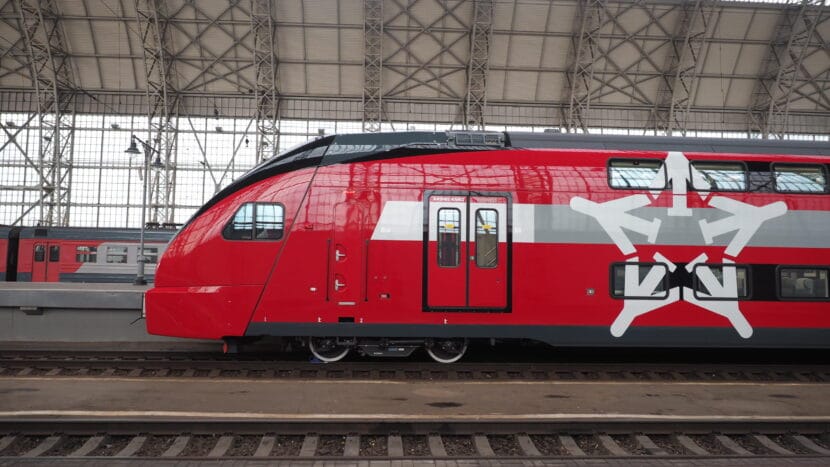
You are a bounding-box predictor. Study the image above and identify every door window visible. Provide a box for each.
[34,245,45,262]
[437,208,461,267]
[475,209,498,268]
[49,245,60,262]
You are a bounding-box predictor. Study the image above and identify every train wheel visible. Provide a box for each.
[425,338,468,363]
[308,337,350,362]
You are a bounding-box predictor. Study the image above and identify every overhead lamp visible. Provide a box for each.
[124,136,141,154]
[150,156,165,169]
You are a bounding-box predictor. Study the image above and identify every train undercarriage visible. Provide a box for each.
[223,336,470,363]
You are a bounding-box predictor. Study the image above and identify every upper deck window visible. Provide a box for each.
[223,202,284,241]
[773,164,827,194]
[608,160,665,189]
[691,162,747,192]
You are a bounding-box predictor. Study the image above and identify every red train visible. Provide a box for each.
[1,226,174,283]
[145,132,830,362]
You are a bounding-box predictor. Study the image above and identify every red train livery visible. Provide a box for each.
[145,132,830,362]
[2,227,174,283]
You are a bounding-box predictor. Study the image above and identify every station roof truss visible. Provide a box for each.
[0,0,827,135]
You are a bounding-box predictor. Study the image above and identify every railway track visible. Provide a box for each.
[0,420,828,461]
[1,351,830,382]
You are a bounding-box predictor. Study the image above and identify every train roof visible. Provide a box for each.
[17,226,177,242]
[507,132,829,156]
[191,131,830,227]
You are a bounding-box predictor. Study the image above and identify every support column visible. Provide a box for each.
[461,0,494,130]
[652,0,715,136]
[17,0,75,226]
[749,0,824,139]
[563,0,604,133]
[135,0,178,224]
[251,0,280,162]
[362,0,383,132]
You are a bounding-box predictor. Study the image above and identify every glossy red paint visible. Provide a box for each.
[0,238,7,279]
[145,146,830,342]
[145,285,261,339]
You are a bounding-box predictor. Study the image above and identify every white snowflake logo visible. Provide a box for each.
[570,152,787,338]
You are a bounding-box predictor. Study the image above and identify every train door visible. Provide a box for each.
[330,200,368,306]
[425,193,510,311]
[31,242,60,282]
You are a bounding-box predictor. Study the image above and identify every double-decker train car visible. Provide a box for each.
[145,132,830,362]
[5,227,174,283]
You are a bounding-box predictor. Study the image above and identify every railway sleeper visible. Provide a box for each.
[1,431,827,459]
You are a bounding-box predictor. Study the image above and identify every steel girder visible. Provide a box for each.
[362,0,383,132]
[461,0,493,130]
[749,0,826,139]
[16,0,75,226]
[135,0,178,224]
[652,0,715,136]
[251,0,280,162]
[564,0,604,133]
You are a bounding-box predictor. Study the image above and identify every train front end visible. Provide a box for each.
[144,138,330,340]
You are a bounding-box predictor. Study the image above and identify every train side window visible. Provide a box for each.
[475,208,498,268]
[608,160,665,190]
[49,245,60,262]
[106,246,128,264]
[141,247,159,264]
[76,246,97,263]
[437,208,461,268]
[773,164,827,193]
[779,267,829,300]
[34,245,45,262]
[610,263,669,299]
[254,204,284,240]
[223,203,255,240]
[223,203,284,241]
[692,264,750,300]
[691,162,747,192]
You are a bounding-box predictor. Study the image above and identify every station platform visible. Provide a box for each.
[0,282,211,346]
[1,376,828,422]
[0,282,147,310]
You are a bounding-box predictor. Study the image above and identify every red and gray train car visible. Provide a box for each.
[1,227,174,283]
[145,132,830,362]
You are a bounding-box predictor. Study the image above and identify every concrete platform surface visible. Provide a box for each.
[0,377,827,421]
[0,281,146,310]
